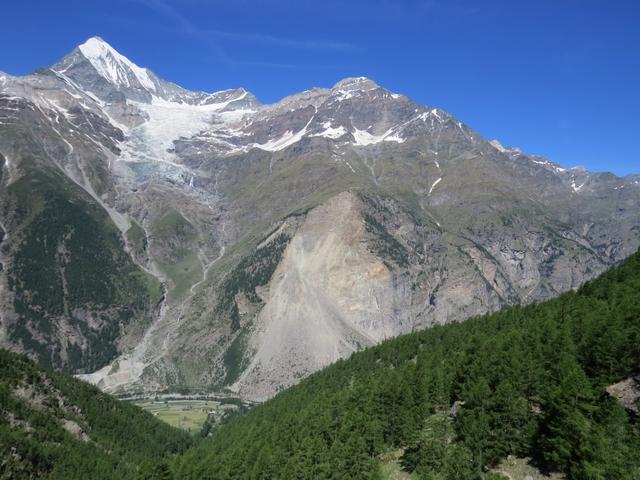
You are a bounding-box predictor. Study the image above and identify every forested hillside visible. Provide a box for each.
[175,250,640,479]
[0,349,192,479]
[2,250,639,479]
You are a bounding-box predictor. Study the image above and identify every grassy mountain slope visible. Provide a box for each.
[1,162,162,373]
[0,348,192,480]
[175,249,640,479]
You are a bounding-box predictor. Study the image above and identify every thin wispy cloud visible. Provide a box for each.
[131,0,359,69]
[274,0,485,23]
[205,28,359,52]
[134,0,232,63]
[234,59,340,70]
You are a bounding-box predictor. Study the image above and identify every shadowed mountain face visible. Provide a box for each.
[0,37,638,399]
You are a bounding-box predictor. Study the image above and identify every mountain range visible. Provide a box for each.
[0,36,638,400]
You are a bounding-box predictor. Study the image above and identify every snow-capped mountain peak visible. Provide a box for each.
[332,76,379,91]
[51,36,164,103]
[77,36,156,92]
[52,37,260,107]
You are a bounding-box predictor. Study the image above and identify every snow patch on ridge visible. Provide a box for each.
[310,122,347,140]
[352,127,405,146]
[429,177,442,195]
[256,127,306,152]
[489,139,507,152]
[571,180,586,193]
[254,114,315,152]
[1,151,15,185]
[528,157,567,174]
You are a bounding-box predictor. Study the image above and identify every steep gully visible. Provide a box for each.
[75,159,227,394]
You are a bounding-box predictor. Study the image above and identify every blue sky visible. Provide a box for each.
[1,0,639,175]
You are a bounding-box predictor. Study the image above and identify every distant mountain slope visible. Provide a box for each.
[1,36,639,397]
[0,349,192,480]
[1,159,162,373]
[175,249,640,479]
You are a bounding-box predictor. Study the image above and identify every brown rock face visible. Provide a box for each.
[607,376,640,413]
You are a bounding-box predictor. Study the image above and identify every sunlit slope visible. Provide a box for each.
[175,249,640,479]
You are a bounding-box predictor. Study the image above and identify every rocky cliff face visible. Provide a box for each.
[232,192,414,399]
[1,37,638,398]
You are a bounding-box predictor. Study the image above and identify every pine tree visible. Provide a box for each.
[538,353,596,473]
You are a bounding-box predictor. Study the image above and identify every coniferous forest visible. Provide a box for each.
[2,249,640,479]
[173,249,640,479]
[0,349,192,479]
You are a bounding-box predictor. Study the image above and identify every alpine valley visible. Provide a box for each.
[1,36,639,402]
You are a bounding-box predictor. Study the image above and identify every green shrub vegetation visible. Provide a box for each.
[214,233,290,385]
[223,325,253,385]
[150,207,202,299]
[126,221,148,260]
[363,213,409,268]
[216,233,290,329]
[360,193,410,268]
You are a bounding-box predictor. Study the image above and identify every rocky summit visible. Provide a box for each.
[0,37,638,400]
